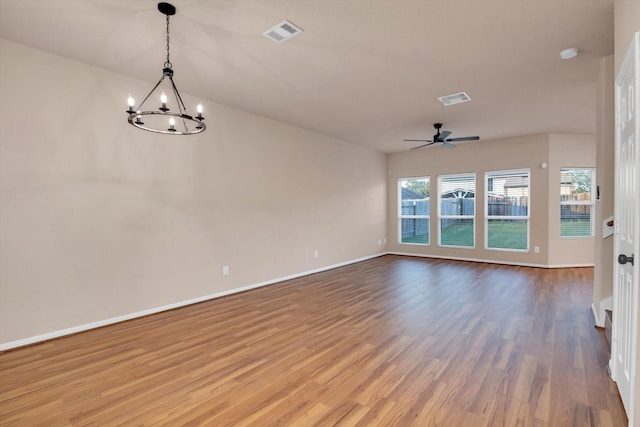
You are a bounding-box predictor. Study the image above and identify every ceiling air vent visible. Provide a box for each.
[263,20,303,44]
[438,92,471,106]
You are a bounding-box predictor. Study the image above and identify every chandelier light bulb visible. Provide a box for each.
[197,104,203,113]
[126,95,136,114]
[168,117,176,132]
[196,104,204,120]
[159,92,169,112]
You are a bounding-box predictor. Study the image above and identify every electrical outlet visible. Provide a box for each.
[378,239,382,245]
[383,238,387,244]
[534,246,540,253]
[314,250,319,258]
[222,266,230,275]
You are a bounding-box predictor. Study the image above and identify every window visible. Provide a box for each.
[399,177,430,245]
[560,168,595,237]
[485,169,530,251]
[438,173,475,247]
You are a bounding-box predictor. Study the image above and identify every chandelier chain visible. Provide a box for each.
[165,15,171,69]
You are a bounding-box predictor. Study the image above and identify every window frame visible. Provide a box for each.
[560,168,595,238]
[398,176,431,246]
[437,172,476,249]
[484,168,531,252]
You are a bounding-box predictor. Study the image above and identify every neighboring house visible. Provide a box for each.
[401,187,425,200]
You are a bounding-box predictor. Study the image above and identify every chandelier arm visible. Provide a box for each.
[137,74,167,110]
[180,115,189,133]
[167,76,189,132]
[168,76,189,116]
[128,111,205,135]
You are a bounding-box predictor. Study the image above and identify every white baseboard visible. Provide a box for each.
[546,263,595,268]
[386,251,595,269]
[608,358,615,381]
[386,251,550,268]
[0,252,385,352]
[0,251,597,351]
[592,304,604,328]
[591,297,613,328]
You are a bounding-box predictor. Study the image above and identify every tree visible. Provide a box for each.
[404,179,430,197]
[568,170,592,194]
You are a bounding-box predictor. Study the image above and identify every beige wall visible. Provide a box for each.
[614,0,640,74]
[593,55,615,325]
[0,39,387,346]
[387,133,596,267]
[547,134,597,266]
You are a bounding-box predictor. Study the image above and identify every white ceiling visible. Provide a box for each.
[0,0,614,153]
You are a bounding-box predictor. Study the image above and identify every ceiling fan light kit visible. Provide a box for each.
[404,123,480,150]
[125,2,206,135]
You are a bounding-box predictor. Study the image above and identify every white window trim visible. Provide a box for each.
[398,177,430,246]
[484,168,531,252]
[560,168,596,239]
[437,172,476,249]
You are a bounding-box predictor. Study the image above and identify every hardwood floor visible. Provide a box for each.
[0,255,628,426]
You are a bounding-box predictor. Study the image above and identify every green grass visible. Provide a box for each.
[401,219,592,248]
[401,220,530,249]
[402,234,429,244]
[487,221,527,250]
[440,223,474,247]
[560,220,592,237]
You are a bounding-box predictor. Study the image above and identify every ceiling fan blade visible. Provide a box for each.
[445,136,480,142]
[404,139,433,142]
[442,141,455,149]
[438,130,452,140]
[410,141,438,150]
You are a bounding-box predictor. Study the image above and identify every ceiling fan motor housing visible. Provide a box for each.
[433,123,444,141]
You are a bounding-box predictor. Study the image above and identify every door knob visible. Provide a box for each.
[618,254,635,266]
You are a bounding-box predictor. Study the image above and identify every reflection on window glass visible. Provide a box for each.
[486,170,530,251]
[399,177,430,245]
[560,169,594,237]
[439,174,475,248]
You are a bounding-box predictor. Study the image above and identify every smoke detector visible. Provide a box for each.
[438,92,471,106]
[560,47,579,59]
[263,20,303,44]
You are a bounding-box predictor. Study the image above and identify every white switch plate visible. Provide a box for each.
[602,216,614,238]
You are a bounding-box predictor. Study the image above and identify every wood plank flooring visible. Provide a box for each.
[0,255,628,426]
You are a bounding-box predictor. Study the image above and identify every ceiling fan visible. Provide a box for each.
[404,123,480,149]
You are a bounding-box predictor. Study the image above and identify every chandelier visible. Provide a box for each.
[126,2,205,135]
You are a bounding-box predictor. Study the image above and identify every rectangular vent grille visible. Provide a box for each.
[263,20,303,44]
[438,92,471,106]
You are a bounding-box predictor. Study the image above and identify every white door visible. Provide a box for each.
[612,31,640,426]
